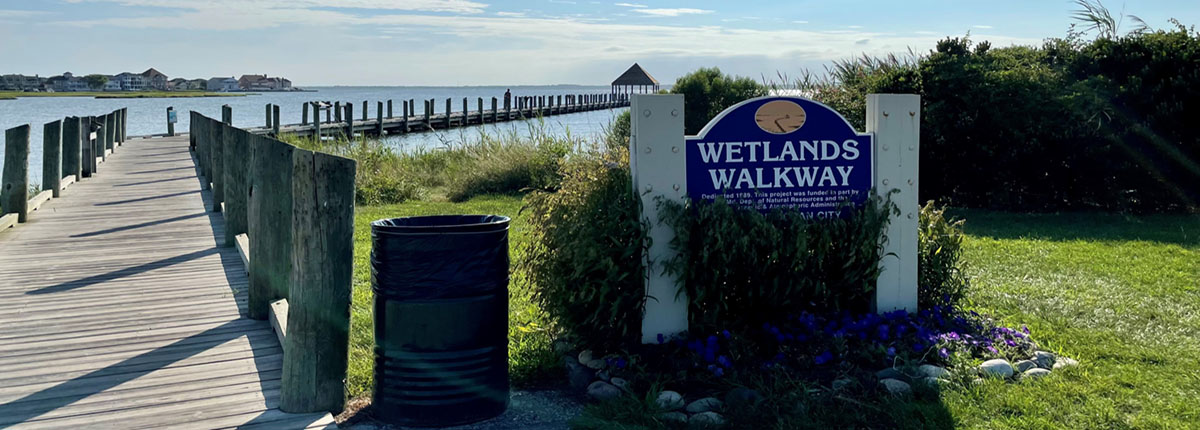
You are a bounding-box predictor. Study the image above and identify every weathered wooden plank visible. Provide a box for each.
[42,120,62,197]
[2,125,30,223]
[63,116,82,181]
[222,127,249,246]
[25,190,51,215]
[281,148,355,413]
[269,298,288,347]
[210,122,225,212]
[247,134,294,320]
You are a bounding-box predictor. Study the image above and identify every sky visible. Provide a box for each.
[1,0,1197,86]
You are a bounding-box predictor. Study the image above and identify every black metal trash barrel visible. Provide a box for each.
[370,215,510,427]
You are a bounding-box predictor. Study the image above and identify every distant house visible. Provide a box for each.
[0,74,44,91]
[48,72,89,92]
[238,74,292,91]
[141,68,169,91]
[184,78,208,90]
[114,72,146,91]
[102,79,122,91]
[207,77,239,92]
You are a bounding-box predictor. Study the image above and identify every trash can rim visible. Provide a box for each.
[371,214,511,230]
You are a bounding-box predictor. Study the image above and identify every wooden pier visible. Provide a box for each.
[239,93,630,138]
[0,112,344,428]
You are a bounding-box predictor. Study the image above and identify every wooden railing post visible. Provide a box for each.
[424,100,432,130]
[223,127,249,246]
[81,116,95,177]
[273,105,281,137]
[120,108,127,143]
[402,100,409,132]
[266,103,273,129]
[63,116,82,182]
[462,97,468,126]
[2,125,30,223]
[491,97,498,123]
[210,121,226,212]
[222,104,232,125]
[362,100,368,121]
[247,134,295,320]
[190,111,198,151]
[302,102,310,126]
[445,98,451,128]
[107,112,116,152]
[478,97,484,125]
[333,102,342,128]
[312,103,322,139]
[345,102,354,138]
[376,101,384,136]
[387,100,393,118]
[43,120,62,197]
[97,114,108,162]
[167,107,176,137]
[281,148,355,413]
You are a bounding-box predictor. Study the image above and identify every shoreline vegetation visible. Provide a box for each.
[0,90,252,99]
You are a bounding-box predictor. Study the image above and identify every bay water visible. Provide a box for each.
[0,85,626,185]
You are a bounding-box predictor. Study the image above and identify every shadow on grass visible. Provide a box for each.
[949,209,1200,246]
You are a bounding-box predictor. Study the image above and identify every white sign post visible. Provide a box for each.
[630,94,689,344]
[630,93,920,344]
[867,94,920,313]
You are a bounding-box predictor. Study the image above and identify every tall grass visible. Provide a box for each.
[280,117,585,204]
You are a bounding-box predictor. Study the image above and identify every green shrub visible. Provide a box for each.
[658,197,894,333]
[794,26,1200,212]
[520,144,647,349]
[917,201,969,308]
[671,67,769,134]
[283,135,424,205]
[444,134,570,202]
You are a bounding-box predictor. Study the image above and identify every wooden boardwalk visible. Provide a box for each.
[0,135,336,429]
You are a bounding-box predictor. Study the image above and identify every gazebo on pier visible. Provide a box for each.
[612,63,659,95]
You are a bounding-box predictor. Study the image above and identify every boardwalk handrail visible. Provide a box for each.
[1,108,127,232]
[191,111,356,414]
[222,92,631,140]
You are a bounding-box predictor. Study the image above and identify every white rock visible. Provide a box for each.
[610,377,629,391]
[688,411,726,427]
[1013,360,1037,373]
[879,378,912,396]
[658,411,688,425]
[585,358,607,370]
[979,359,1014,379]
[686,397,723,413]
[587,380,621,401]
[1022,368,1051,380]
[1034,351,1057,369]
[578,349,594,364]
[1053,357,1079,370]
[918,364,949,379]
[656,390,685,411]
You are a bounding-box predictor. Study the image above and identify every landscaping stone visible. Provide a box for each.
[878,378,912,396]
[688,411,726,428]
[659,411,688,425]
[1022,368,1051,380]
[578,349,594,364]
[587,381,621,401]
[564,357,594,390]
[831,377,854,391]
[876,367,909,382]
[595,370,611,382]
[1014,359,1037,373]
[920,376,946,387]
[979,359,1014,379]
[1034,351,1057,369]
[685,397,723,414]
[584,358,607,370]
[725,387,761,407]
[610,377,629,391]
[656,390,685,411]
[1053,357,1079,369]
[918,364,949,379]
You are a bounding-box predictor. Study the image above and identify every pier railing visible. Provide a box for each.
[191,111,356,413]
[1,108,127,232]
[204,92,631,140]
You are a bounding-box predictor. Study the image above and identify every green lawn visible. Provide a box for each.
[939,210,1200,429]
[347,197,1199,428]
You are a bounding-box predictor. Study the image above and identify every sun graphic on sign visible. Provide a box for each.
[755,100,807,134]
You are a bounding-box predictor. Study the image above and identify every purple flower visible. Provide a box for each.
[814,350,834,365]
[722,330,732,339]
[939,348,949,359]
[887,347,896,357]
[615,358,627,369]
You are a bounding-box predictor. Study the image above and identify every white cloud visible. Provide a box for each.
[846,25,863,29]
[793,20,809,24]
[614,2,647,7]
[63,0,490,14]
[914,30,938,35]
[632,8,713,17]
[548,0,577,4]
[973,25,994,29]
[496,11,526,17]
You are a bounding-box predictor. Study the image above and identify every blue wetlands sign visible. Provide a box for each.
[686,97,873,218]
